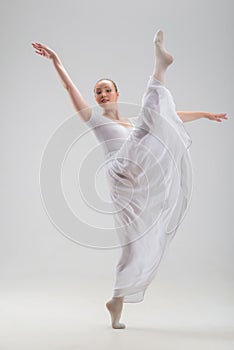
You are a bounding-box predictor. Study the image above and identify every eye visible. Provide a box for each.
[96,91,101,95]
[106,89,111,92]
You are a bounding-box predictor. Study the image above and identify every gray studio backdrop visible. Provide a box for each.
[1,0,233,299]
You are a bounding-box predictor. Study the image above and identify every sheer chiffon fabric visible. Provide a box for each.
[85,76,193,302]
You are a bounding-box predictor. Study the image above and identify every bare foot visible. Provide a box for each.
[154,30,174,67]
[106,297,126,329]
[153,30,174,83]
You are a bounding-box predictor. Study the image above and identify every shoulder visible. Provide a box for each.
[83,109,101,127]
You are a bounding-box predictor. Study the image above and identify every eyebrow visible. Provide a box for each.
[95,86,111,90]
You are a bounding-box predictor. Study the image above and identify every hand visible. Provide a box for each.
[204,112,228,123]
[31,42,57,60]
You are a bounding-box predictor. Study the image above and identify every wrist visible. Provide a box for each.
[203,112,210,119]
[52,53,60,63]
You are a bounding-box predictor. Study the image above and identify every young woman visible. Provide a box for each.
[32,30,227,329]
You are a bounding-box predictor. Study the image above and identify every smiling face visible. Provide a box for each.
[94,79,119,108]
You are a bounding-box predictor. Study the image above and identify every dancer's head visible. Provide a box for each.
[94,78,119,108]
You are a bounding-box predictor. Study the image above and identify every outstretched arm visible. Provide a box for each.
[32,42,91,121]
[176,111,228,123]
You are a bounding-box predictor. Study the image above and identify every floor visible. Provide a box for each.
[1,277,234,350]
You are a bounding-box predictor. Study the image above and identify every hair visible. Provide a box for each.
[94,78,118,93]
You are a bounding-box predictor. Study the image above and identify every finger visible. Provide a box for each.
[33,45,43,51]
[35,49,45,56]
[216,114,228,120]
[33,43,43,49]
[36,42,46,49]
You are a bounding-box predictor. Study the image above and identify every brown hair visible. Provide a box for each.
[94,78,118,93]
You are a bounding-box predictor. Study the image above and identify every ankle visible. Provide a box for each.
[153,72,164,85]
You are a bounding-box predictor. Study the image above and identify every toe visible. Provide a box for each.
[154,29,163,44]
[113,322,126,329]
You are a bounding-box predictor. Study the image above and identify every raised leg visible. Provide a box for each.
[141,30,176,118]
[132,30,175,140]
[153,30,173,84]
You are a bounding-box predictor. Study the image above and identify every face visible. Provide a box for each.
[94,80,119,108]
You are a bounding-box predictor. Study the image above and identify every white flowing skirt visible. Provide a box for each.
[106,76,193,303]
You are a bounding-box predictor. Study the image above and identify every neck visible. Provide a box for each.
[102,104,121,120]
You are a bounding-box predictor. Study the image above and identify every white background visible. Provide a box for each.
[1,0,233,349]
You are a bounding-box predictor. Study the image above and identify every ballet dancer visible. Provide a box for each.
[32,30,227,329]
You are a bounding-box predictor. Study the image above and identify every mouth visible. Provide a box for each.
[101,99,109,103]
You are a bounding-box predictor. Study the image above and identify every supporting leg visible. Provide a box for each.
[106,297,126,329]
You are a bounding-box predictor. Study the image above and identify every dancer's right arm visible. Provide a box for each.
[32,42,92,122]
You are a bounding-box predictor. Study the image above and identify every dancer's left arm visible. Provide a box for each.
[176,111,228,123]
